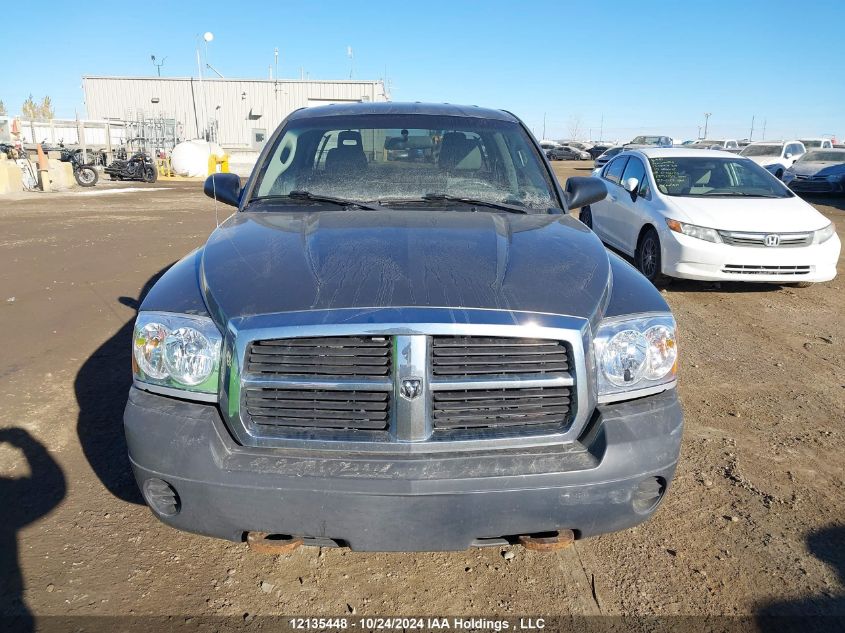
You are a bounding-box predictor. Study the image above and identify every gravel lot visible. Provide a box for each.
[0,163,843,628]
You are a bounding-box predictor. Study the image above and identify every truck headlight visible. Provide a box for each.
[814,223,836,244]
[133,312,222,400]
[666,218,722,243]
[594,314,678,403]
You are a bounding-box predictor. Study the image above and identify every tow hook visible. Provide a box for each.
[246,532,303,555]
[518,529,575,551]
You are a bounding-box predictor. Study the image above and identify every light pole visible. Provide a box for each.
[195,32,214,139]
[703,112,711,139]
[151,54,166,77]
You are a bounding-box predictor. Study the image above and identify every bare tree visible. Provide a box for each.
[22,95,38,119]
[568,115,582,140]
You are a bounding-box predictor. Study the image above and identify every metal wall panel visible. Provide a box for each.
[83,77,388,147]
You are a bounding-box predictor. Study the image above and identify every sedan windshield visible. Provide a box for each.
[741,144,782,157]
[249,114,558,212]
[649,157,791,198]
[799,151,845,162]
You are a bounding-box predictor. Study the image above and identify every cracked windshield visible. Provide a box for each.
[251,114,558,211]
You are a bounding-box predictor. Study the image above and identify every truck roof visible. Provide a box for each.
[287,101,518,122]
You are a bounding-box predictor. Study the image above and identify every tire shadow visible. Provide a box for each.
[74,266,172,505]
[0,428,66,631]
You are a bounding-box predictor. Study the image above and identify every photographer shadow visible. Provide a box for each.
[757,524,845,631]
[0,428,66,631]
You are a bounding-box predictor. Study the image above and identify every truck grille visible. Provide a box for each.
[432,386,572,429]
[432,336,569,378]
[244,387,390,430]
[247,336,391,377]
[236,321,583,447]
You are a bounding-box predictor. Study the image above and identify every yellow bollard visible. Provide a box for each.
[207,153,230,175]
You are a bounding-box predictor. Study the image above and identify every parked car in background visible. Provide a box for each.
[547,145,591,161]
[594,146,624,169]
[588,144,614,159]
[740,141,806,179]
[125,101,684,553]
[689,139,739,151]
[799,138,834,150]
[557,140,591,151]
[625,135,673,148]
[783,149,845,194]
[580,148,839,285]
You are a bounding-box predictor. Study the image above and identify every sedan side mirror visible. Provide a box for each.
[785,152,792,159]
[623,177,639,193]
[204,173,242,207]
[564,176,607,210]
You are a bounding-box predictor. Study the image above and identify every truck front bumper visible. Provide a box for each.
[124,387,683,552]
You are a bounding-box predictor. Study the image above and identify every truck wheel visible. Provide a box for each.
[787,281,814,288]
[74,166,98,187]
[636,227,666,285]
[579,206,593,229]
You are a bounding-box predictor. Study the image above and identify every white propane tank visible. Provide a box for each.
[170,140,224,177]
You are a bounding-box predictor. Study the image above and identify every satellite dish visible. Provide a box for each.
[203,32,214,42]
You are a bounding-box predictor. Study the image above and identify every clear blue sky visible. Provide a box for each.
[3,0,843,142]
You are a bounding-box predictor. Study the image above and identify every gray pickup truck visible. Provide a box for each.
[124,102,683,553]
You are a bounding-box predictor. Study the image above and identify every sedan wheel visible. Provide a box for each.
[636,228,664,284]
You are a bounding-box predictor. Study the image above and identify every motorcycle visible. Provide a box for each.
[104,151,158,183]
[60,147,98,187]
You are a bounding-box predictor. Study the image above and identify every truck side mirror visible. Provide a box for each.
[204,173,242,207]
[564,176,607,210]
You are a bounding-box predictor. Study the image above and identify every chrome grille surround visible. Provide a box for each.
[718,230,813,247]
[220,307,594,453]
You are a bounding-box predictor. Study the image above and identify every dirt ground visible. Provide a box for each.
[0,164,843,629]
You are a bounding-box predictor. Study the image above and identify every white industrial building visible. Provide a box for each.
[82,76,389,152]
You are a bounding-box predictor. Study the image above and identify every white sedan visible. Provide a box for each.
[583,148,840,285]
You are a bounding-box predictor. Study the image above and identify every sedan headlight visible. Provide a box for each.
[133,312,223,400]
[593,314,678,403]
[666,218,722,243]
[814,223,836,244]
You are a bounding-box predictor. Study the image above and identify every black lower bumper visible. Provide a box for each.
[124,388,683,552]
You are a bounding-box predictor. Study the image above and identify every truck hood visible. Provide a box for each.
[666,195,830,232]
[200,209,611,324]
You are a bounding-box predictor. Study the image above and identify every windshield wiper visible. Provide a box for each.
[250,190,378,210]
[378,193,527,214]
[699,191,782,198]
